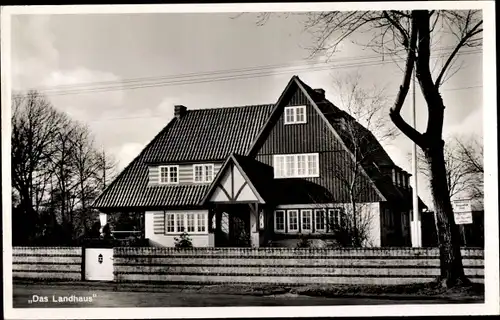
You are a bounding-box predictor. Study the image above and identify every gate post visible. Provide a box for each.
[81,245,86,281]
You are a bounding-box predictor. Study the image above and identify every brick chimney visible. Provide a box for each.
[314,88,325,100]
[174,105,187,119]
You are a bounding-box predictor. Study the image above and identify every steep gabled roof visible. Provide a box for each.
[92,75,426,210]
[92,104,274,210]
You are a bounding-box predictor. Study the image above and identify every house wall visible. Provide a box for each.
[144,210,214,247]
[148,162,223,186]
[267,202,381,248]
[253,88,383,203]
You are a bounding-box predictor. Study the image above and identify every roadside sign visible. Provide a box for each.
[452,199,473,224]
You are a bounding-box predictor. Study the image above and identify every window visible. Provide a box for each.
[297,155,307,176]
[307,154,319,176]
[274,210,285,233]
[187,214,196,232]
[193,164,214,183]
[295,106,305,122]
[315,209,326,232]
[284,105,307,124]
[287,210,299,233]
[301,210,312,233]
[166,213,175,233]
[273,153,319,178]
[285,107,294,124]
[197,213,206,232]
[327,209,343,232]
[285,155,295,177]
[176,213,185,232]
[165,212,208,234]
[159,165,179,184]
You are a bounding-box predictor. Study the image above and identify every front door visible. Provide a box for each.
[214,205,251,247]
[85,248,114,281]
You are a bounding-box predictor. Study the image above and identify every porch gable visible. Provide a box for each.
[200,154,265,204]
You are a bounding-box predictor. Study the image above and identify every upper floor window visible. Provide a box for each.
[273,153,319,178]
[159,165,179,184]
[284,105,306,124]
[193,164,214,183]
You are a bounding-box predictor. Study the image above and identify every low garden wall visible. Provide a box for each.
[12,247,82,281]
[114,247,484,285]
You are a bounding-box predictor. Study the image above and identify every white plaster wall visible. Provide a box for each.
[357,202,381,247]
[145,210,214,247]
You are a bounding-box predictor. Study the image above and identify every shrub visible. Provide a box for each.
[174,232,193,248]
[296,234,311,248]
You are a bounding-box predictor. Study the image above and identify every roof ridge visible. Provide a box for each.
[186,103,274,113]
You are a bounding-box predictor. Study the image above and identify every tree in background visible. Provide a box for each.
[325,71,398,247]
[415,134,484,201]
[11,90,117,245]
[254,9,482,287]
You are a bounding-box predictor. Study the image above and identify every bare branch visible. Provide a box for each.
[435,19,483,88]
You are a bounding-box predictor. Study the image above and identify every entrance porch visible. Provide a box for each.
[201,154,268,248]
[210,203,263,247]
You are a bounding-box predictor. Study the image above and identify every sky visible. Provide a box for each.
[9,10,484,209]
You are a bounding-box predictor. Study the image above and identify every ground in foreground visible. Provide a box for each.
[12,281,484,308]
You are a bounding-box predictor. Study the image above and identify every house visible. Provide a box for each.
[91,76,427,248]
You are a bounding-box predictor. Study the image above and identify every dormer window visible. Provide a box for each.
[284,105,306,124]
[193,164,214,183]
[159,165,179,184]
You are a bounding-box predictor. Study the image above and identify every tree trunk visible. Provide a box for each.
[425,141,471,287]
[349,191,359,247]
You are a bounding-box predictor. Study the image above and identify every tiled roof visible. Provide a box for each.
[144,104,274,163]
[93,104,273,210]
[93,76,427,210]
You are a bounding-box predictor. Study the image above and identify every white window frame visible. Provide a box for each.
[284,105,307,124]
[301,209,312,233]
[274,210,285,233]
[273,153,319,178]
[159,165,179,185]
[193,164,215,183]
[165,212,208,235]
[165,213,176,233]
[287,210,299,233]
[314,209,326,232]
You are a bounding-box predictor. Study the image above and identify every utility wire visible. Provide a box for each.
[14,48,481,97]
[85,84,482,123]
[24,45,463,91]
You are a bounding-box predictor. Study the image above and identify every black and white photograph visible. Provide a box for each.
[1,2,498,319]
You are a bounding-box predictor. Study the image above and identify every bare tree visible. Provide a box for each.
[454,134,483,199]
[324,71,398,247]
[11,91,66,242]
[255,9,482,287]
[11,90,117,244]
[415,134,484,201]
